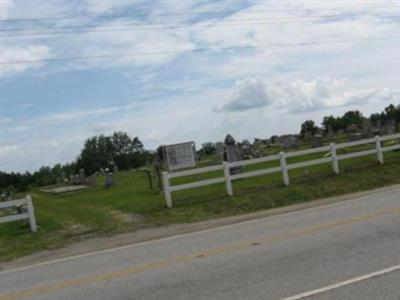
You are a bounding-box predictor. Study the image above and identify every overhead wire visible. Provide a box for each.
[3,35,400,65]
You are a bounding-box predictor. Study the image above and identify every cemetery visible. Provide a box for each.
[2,107,400,261]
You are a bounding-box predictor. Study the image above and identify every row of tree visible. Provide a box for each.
[76,132,149,174]
[300,104,400,137]
[0,132,150,192]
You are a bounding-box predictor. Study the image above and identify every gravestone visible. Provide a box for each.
[79,169,85,179]
[346,124,359,133]
[373,128,380,136]
[238,140,253,159]
[281,135,299,150]
[86,175,97,187]
[281,136,291,151]
[254,138,271,147]
[326,125,335,141]
[362,119,373,138]
[387,120,396,135]
[224,134,243,175]
[73,175,80,185]
[165,142,196,171]
[251,143,264,158]
[105,172,114,188]
[78,169,86,185]
[303,132,313,142]
[349,133,363,142]
[215,142,225,162]
[311,135,323,148]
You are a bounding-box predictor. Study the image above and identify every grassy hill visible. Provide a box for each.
[1,146,400,261]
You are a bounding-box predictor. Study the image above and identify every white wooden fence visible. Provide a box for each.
[0,195,37,232]
[162,134,400,208]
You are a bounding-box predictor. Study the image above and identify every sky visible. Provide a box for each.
[1,0,400,173]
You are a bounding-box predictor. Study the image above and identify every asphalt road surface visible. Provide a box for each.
[1,187,400,300]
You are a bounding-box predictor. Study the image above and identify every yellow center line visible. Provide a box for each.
[1,208,398,300]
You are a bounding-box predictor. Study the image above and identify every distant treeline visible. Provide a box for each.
[300,104,400,137]
[0,132,152,192]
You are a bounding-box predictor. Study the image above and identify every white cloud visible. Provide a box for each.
[3,0,400,77]
[83,0,138,15]
[10,125,31,132]
[214,77,272,112]
[2,45,51,76]
[40,105,128,123]
[216,77,400,114]
[0,144,19,157]
[19,103,32,109]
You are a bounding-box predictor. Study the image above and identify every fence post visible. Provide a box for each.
[223,162,234,196]
[279,152,290,186]
[162,172,173,208]
[375,136,384,164]
[26,195,37,232]
[330,143,340,175]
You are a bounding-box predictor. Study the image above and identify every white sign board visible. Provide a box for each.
[165,142,196,171]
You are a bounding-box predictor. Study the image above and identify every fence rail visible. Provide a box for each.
[0,195,37,232]
[162,134,400,208]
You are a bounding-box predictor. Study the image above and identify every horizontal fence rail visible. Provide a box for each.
[163,134,400,207]
[0,195,37,232]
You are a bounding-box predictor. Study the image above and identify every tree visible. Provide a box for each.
[300,120,318,137]
[340,110,364,129]
[200,142,216,155]
[113,133,145,170]
[1,132,148,191]
[32,166,54,186]
[322,115,341,132]
[76,136,106,174]
[76,132,146,174]
[370,113,382,127]
[383,104,400,123]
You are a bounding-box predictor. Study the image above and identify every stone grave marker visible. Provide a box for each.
[105,172,114,188]
[311,135,323,148]
[362,119,373,138]
[215,142,225,162]
[224,134,243,175]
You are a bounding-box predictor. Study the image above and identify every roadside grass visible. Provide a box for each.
[1,148,400,261]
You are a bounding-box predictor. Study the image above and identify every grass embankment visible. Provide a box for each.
[1,145,400,261]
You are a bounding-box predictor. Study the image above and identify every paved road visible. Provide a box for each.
[1,187,400,300]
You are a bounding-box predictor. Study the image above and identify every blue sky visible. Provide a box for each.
[1,0,400,172]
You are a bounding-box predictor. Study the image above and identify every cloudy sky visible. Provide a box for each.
[1,0,400,172]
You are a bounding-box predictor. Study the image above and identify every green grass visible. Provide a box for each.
[1,148,400,261]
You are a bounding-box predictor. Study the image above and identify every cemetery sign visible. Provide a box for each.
[165,141,196,171]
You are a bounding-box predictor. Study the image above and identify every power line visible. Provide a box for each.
[2,12,396,31]
[3,0,394,2]
[2,6,398,23]
[3,35,399,65]
[1,0,398,22]
[0,18,374,37]
[3,13,399,37]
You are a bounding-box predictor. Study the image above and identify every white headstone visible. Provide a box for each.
[165,142,196,171]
